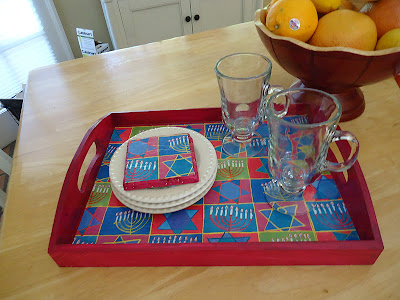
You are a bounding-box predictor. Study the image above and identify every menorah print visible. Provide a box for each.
[114,210,151,234]
[125,159,157,182]
[311,201,353,230]
[168,135,190,153]
[205,124,228,140]
[88,184,110,205]
[261,181,294,201]
[209,205,253,232]
[104,145,118,161]
[270,233,312,242]
[151,235,199,244]
[251,137,267,148]
[73,237,95,244]
[217,159,245,180]
[74,123,361,246]
[290,116,309,124]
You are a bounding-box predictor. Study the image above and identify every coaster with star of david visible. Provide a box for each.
[123,133,199,190]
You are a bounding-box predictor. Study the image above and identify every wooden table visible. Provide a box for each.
[1,22,399,299]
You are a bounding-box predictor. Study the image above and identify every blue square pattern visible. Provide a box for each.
[203,203,257,233]
[159,134,191,155]
[99,207,152,235]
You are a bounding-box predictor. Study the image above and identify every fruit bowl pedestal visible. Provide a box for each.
[254,9,400,121]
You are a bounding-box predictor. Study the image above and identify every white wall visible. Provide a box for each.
[53,0,113,58]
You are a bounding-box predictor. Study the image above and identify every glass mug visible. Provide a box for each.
[264,88,359,215]
[215,53,280,157]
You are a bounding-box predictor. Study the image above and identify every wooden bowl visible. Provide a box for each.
[254,9,400,121]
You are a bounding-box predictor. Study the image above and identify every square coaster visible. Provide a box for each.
[123,133,199,190]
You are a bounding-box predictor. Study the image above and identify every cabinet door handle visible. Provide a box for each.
[185,16,191,22]
[194,14,200,21]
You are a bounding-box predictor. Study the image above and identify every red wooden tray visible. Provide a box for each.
[48,108,383,267]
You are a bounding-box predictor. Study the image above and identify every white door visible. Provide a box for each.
[190,0,261,33]
[118,0,192,47]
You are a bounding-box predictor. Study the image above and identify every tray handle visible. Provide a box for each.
[50,114,114,245]
[327,135,381,242]
[69,114,114,195]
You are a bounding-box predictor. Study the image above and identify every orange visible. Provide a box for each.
[309,9,377,50]
[311,0,341,13]
[265,0,318,42]
[361,0,400,39]
[339,0,356,10]
[376,28,400,50]
[264,0,280,17]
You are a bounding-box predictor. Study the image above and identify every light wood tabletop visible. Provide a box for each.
[0,22,399,299]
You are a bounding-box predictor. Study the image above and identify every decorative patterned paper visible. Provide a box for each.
[123,133,199,190]
[73,122,360,245]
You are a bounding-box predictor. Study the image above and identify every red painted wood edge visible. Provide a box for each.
[49,113,114,246]
[395,74,400,88]
[50,240,381,267]
[48,107,384,267]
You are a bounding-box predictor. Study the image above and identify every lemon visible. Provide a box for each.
[376,28,400,50]
[311,0,341,13]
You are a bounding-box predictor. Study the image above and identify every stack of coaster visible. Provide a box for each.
[109,127,217,214]
[123,133,199,190]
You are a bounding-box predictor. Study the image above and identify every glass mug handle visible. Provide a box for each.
[261,84,284,117]
[325,130,360,172]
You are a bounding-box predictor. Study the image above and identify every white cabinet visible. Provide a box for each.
[101,0,263,49]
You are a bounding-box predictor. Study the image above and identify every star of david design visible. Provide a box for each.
[111,129,127,142]
[260,208,305,231]
[127,139,156,158]
[74,121,363,247]
[256,158,270,174]
[264,184,302,202]
[333,231,359,241]
[298,144,314,158]
[207,232,250,243]
[223,141,247,157]
[312,176,341,199]
[163,155,194,178]
[77,208,102,235]
[214,145,231,159]
[256,123,269,137]
[184,125,202,133]
[158,209,198,234]
[97,164,110,182]
[104,236,141,244]
[290,133,314,159]
[211,180,250,204]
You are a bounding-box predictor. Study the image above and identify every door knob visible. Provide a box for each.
[194,14,200,21]
[185,16,191,22]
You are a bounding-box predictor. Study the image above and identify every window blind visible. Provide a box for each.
[0,0,57,98]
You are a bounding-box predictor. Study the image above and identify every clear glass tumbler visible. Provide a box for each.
[215,53,275,157]
[264,88,360,216]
